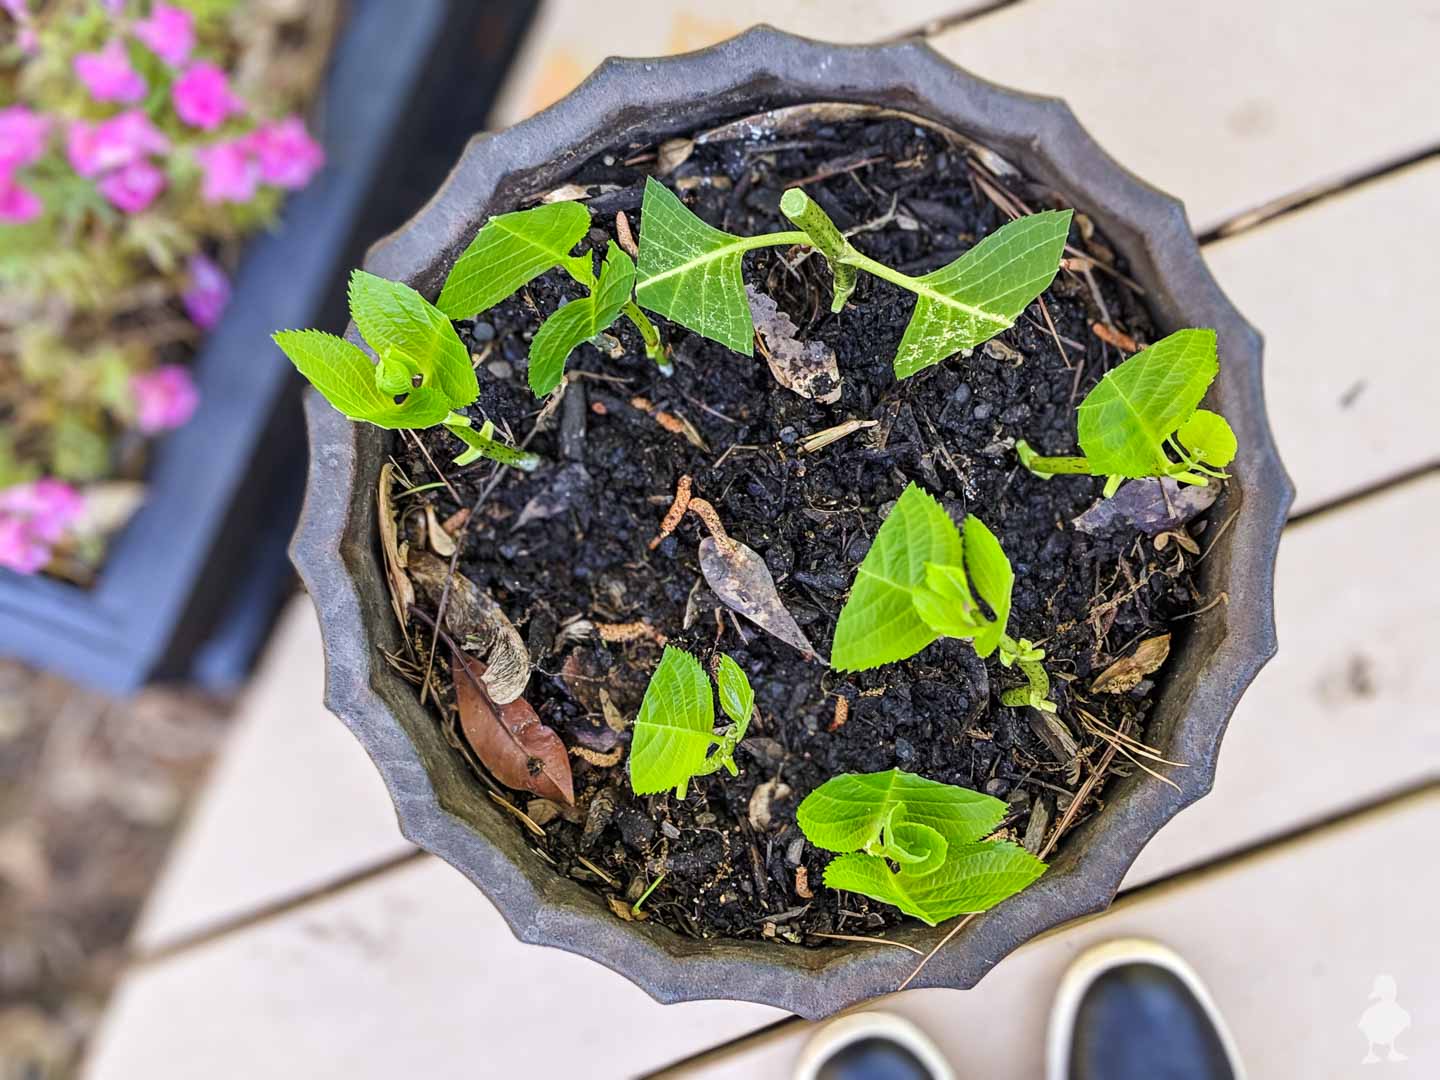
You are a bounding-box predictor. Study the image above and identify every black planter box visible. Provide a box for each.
[0,0,534,694]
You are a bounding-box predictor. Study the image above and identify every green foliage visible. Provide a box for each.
[830,484,963,672]
[447,419,540,472]
[435,201,663,395]
[635,180,1070,377]
[273,270,477,430]
[527,241,636,396]
[628,647,755,799]
[635,177,787,354]
[1017,329,1238,495]
[796,769,1046,925]
[436,201,591,319]
[887,210,1072,378]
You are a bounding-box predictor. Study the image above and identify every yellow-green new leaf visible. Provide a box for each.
[715,653,754,729]
[823,841,1047,925]
[528,241,635,396]
[1177,408,1237,468]
[893,210,1071,379]
[436,201,590,319]
[347,271,478,409]
[796,768,1007,854]
[628,647,716,797]
[272,329,451,429]
[635,177,760,355]
[912,561,986,641]
[960,514,1013,659]
[446,419,540,472]
[1077,329,1219,476]
[831,484,963,672]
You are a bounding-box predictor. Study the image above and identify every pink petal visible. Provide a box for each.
[131,365,200,433]
[248,115,324,189]
[0,105,50,171]
[133,3,194,66]
[0,173,42,223]
[172,62,244,131]
[181,253,230,329]
[74,39,147,105]
[97,158,167,213]
[194,139,258,204]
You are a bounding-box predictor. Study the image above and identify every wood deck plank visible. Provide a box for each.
[927,0,1440,234]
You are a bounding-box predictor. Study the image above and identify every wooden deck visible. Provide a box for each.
[81,3,1440,1077]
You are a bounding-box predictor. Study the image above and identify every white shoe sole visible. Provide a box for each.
[793,1010,955,1080]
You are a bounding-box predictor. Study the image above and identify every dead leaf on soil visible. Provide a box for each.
[512,462,593,531]
[748,778,793,832]
[1072,478,1219,537]
[698,537,821,661]
[424,504,456,557]
[656,136,694,174]
[747,285,842,404]
[450,645,573,805]
[1091,635,1172,694]
[378,463,413,630]
[409,550,530,704]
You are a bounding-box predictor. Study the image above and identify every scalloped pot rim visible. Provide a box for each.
[289,28,1293,1019]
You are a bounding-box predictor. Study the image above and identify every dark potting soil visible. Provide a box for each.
[398,110,1209,943]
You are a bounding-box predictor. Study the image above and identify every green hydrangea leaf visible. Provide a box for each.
[822,841,1047,925]
[831,484,964,672]
[1076,329,1219,476]
[892,210,1072,379]
[635,177,757,355]
[447,419,540,472]
[347,270,478,409]
[796,768,1007,854]
[961,515,1013,659]
[628,647,716,797]
[273,329,451,429]
[1177,407,1237,468]
[436,200,591,319]
[375,347,418,395]
[528,241,635,396]
[912,561,985,640]
[714,653,754,729]
[882,813,949,877]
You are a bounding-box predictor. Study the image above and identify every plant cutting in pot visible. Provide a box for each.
[286,30,1289,1018]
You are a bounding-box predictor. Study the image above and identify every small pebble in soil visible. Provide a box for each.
[472,320,496,343]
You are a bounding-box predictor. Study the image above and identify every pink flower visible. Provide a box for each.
[172,62,243,131]
[0,107,48,172]
[98,158,166,213]
[133,3,193,66]
[67,110,170,177]
[194,139,258,203]
[0,479,84,574]
[181,253,229,329]
[131,364,199,433]
[74,39,147,104]
[0,173,42,223]
[246,116,324,189]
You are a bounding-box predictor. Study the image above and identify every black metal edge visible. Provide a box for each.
[291,27,1293,1018]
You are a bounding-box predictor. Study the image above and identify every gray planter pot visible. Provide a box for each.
[290,27,1291,1018]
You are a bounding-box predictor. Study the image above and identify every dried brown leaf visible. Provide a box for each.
[747,285,842,403]
[410,550,530,703]
[698,537,821,660]
[424,504,456,557]
[748,778,792,832]
[451,645,573,805]
[377,463,413,630]
[656,136,694,174]
[1091,635,1172,694]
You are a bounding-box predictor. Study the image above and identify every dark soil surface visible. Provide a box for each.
[397,108,1210,944]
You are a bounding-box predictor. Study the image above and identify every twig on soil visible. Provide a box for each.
[897,913,980,990]
[1169,591,1229,621]
[1195,508,1241,565]
[649,474,694,550]
[1091,321,1139,353]
[403,429,462,505]
[1038,296,1072,369]
[596,621,668,646]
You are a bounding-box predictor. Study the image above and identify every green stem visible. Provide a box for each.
[778,189,858,311]
[1015,439,1096,478]
[621,301,667,368]
[631,873,667,916]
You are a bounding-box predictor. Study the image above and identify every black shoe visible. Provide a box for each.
[795,1012,952,1080]
[1047,939,1245,1080]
